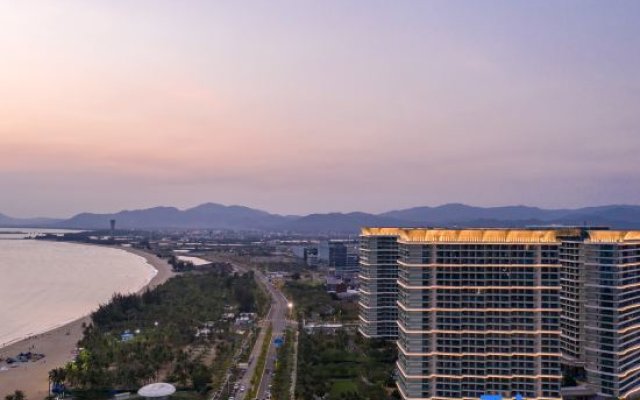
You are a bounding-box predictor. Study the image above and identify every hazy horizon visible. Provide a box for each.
[1,1,639,218]
[5,200,640,221]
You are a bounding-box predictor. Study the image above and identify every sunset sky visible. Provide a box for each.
[1,1,639,217]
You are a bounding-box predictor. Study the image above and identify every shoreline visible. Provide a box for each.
[0,244,175,398]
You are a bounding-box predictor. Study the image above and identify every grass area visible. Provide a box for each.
[295,330,397,400]
[246,324,273,400]
[331,380,359,396]
[164,393,203,400]
[283,281,358,322]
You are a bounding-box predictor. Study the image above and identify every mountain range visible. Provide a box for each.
[3,203,640,233]
[0,213,63,228]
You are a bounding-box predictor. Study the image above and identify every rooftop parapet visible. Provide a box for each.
[397,228,562,243]
[360,227,404,236]
[587,230,640,243]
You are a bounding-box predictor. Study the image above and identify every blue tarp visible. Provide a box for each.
[481,395,503,400]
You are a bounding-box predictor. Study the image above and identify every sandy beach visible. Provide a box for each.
[0,246,175,399]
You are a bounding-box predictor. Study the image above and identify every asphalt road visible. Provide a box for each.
[255,278,290,400]
[230,263,290,400]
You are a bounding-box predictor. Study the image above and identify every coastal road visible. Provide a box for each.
[212,256,291,400]
[254,278,290,400]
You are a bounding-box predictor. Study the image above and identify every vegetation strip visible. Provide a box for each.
[270,328,294,400]
[289,329,299,400]
[48,270,265,399]
[246,323,273,400]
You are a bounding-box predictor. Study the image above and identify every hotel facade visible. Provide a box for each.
[358,228,400,339]
[580,231,640,399]
[359,228,640,400]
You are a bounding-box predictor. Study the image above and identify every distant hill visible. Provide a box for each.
[276,212,414,234]
[53,203,292,230]
[380,203,571,223]
[0,213,62,228]
[381,204,640,229]
[2,203,640,233]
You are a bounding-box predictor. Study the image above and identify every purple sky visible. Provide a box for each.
[1,1,639,217]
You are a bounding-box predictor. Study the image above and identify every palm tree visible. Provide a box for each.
[49,367,67,397]
[4,390,26,400]
[49,368,65,384]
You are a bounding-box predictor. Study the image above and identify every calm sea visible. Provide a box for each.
[0,229,156,348]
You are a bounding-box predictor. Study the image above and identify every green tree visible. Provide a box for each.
[49,367,67,386]
[190,363,212,392]
[5,390,26,400]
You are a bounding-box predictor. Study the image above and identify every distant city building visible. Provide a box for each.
[359,227,640,400]
[304,246,319,267]
[326,276,346,294]
[291,245,307,259]
[318,240,348,267]
[318,239,360,279]
[344,247,360,280]
[305,251,319,267]
[290,244,318,265]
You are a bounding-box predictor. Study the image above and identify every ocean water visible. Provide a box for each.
[0,233,157,348]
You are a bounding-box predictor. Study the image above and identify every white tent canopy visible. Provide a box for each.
[137,383,176,399]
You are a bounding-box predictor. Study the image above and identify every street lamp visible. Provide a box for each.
[287,302,294,320]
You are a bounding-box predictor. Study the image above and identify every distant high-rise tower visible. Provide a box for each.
[110,219,116,235]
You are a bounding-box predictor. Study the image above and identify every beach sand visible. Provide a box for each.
[0,246,175,399]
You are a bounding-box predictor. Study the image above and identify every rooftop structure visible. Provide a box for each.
[137,382,176,399]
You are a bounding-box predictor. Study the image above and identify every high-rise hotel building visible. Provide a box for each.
[359,228,400,339]
[580,231,640,399]
[558,229,588,364]
[395,229,562,400]
[359,227,640,400]
[554,229,640,399]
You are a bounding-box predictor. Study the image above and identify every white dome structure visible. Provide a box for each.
[137,383,176,399]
